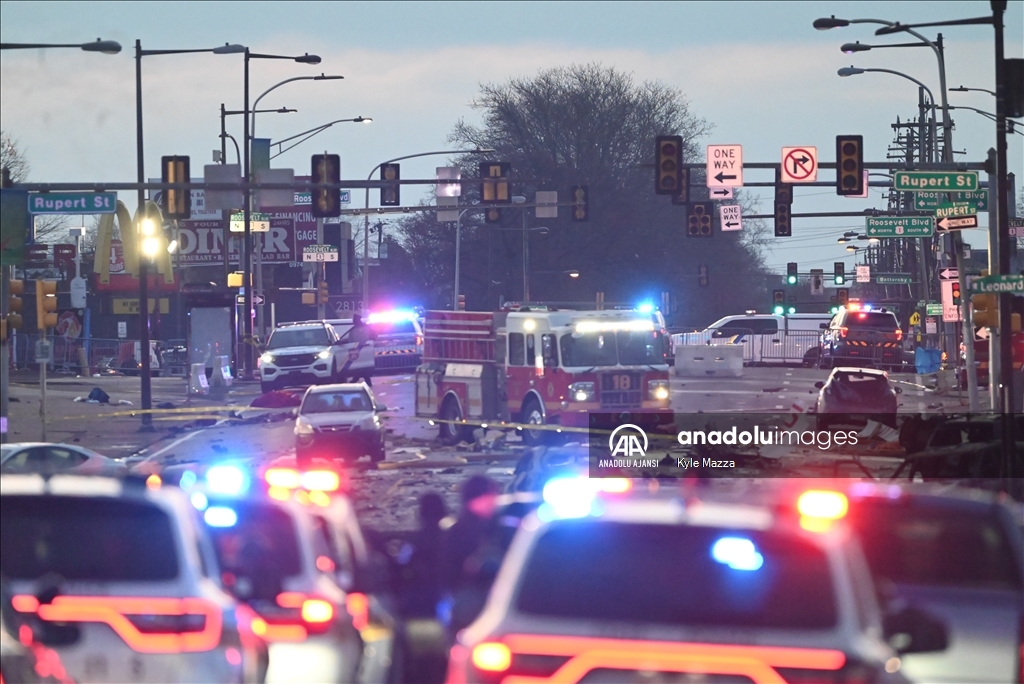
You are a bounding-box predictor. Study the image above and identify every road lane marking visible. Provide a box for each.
[141,429,202,461]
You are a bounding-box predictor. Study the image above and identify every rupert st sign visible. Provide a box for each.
[892,171,979,192]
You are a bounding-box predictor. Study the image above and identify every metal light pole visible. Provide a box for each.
[361,148,493,312]
[1,39,121,52]
[240,49,322,379]
[269,118,371,160]
[134,41,243,427]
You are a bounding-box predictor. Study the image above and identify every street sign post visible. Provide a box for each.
[926,303,943,316]
[893,171,979,192]
[865,216,934,237]
[780,147,818,183]
[856,265,870,283]
[939,268,959,280]
[969,274,1024,295]
[28,192,117,214]
[302,245,339,262]
[229,212,270,232]
[875,274,913,285]
[935,214,979,232]
[935,201,978,217]
[709,187,734,199]
[1010,217,1024,238]
[706,145,743,188]
[719,204,742,231]
[913,189,988,211]
[236,294,266,305]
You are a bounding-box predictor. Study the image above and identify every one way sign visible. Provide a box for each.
[719,204,743,232]
[706,144,743,188]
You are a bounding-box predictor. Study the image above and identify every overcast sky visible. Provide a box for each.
[1,1,1021,276]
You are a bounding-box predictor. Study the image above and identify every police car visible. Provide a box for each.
[449,479,948,684]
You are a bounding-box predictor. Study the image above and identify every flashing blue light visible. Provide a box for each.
[636,302,655,314]
[541,476,596,519]
[189,491,209,511]
[204,506,238,528]
[711,537,764,571]
[862,304,873,311]
[205,465,249,496]
[179,470,197,491]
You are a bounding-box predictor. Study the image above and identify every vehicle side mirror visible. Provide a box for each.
[375,404,388,412]
[820,323,828,329]
[814,381,825,389]
[884,606,948,655]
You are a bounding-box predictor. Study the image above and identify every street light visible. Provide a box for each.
[240,49,326,379]
[270,117,371,159]
[361,148,494,312]
[950,85,996,96]
[837,66,937,107]
[1,38,122,53]
[134,40,244,428]
[221,106,296,165]
[841,40,932,54]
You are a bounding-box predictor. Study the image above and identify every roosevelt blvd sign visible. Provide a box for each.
[914,189,988,211]
[865,216,933,237]
[893,171,979,192]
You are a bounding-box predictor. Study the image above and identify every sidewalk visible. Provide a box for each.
[3,374,263,459]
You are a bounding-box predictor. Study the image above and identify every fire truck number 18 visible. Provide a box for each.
[611,374,632,390]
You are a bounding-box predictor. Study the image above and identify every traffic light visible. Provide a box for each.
[160,156,191,219]
[774,168,793,237]
[686,202,713,237]
[311,154,342,218]
[35,279,57,331]
[570,185,589,222]
[698,264,709,288]
[786,262,798,285]
[834,262,845,285]
[4,277,24,333]
[951,281,962,307]
[655,135,683,195]
[317,280,329,306]
[836,135,864,196]
[772,289,785,315]
[837,288,849,307]
[480,162,510,224]
[457,294,466,311]
[380,163,400,207]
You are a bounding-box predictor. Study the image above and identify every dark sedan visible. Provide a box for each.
[815,367,899,428]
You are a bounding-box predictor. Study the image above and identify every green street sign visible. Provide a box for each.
[969,274,1024,295]
[27,191,117,214]
[865,216,934,237]
[876,274,913,285]
[926,303,943,316]
[913,189,988,211]
[935,202,978,218]
[893,171,979,192]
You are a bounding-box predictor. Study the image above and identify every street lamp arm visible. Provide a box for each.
[874,16,993,36]
[842,67,935,105]
[251,75,344,138]
[2,40,122,53]
[270,119,368,160]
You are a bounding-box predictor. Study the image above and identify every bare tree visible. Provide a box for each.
[1,130,69,242]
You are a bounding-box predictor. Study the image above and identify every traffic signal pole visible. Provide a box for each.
[1,265,10,444]
[316,217,326,319]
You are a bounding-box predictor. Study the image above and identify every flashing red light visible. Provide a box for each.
[839,327,849,338]
[346,592,370,631]
[471,642,512,672]
[895,329,903,341]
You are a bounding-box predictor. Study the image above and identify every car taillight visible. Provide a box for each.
[472,642,512,672]
[839,327,849,338]
[895,328,903,340]
[415,334,423,346]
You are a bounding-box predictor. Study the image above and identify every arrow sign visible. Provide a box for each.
[719,204,742,232]
[709,187,734,198]
[939,268,958,280]
[706,144,743,188]
[781,146,818,183]
[936,214,979,231]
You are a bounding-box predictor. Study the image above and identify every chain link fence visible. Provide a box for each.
[6,335,187,376]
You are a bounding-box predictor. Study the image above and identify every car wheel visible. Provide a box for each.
[803,347,821,369]
[438,397,467,446]
[521,398,548,446]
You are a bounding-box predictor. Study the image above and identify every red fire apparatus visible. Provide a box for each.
[415,306,672,444]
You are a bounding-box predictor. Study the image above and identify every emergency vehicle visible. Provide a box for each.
[415,307,671,445]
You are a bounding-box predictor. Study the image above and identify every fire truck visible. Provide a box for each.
[415,306,672,444]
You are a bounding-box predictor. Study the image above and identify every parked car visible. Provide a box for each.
[1,443,127,477]
[1,474,267,683]
[294,383,387,465]
[815,367,899,428]
[672,313,831,366]
[820,305,904,370]
[844,482,1024,684]
[259,321,347,393]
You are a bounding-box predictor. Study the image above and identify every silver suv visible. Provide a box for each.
[260,322,343,393]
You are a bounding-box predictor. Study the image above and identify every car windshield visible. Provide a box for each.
[206,500,303,600]
[302,389,372,414]
[845,312,898,330]
[516,521,837,629]
[852,500,1021,591]
[559,330,665,367]
[1,495,179,581]
[268,327,329,349]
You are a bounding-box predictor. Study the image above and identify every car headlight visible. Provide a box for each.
[317,349,332,360]
[568,382,596,403]
[261,352,275,365]
[648,379,669,401]
[294,416,314,436]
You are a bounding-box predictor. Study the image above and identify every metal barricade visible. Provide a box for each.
[757,332,822,366]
